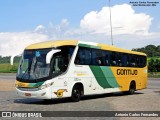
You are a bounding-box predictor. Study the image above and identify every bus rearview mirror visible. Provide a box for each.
[10,54,22,65]
[46,49,61,64]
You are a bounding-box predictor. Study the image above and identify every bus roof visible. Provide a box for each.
[26,40,146,56]
[26,40,78,49]
[97,43,146,56]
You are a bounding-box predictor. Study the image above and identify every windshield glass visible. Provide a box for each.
[17,49,51,81]
[16,46,75,83]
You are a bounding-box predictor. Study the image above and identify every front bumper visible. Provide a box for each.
[15,87,52,99]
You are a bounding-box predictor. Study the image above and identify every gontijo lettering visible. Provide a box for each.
[117,69,138,75]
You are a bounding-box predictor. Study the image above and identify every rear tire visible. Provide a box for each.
[128,82,136,95]
[71,85,81,102]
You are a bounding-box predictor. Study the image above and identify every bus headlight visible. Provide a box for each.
[39,82,54,90]
[15,84,19,88]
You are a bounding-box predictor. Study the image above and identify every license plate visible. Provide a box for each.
[25,93,31,97]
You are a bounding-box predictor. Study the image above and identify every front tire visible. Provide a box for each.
[71,86,81,102]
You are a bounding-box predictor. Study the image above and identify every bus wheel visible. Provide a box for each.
[128,82,136,95]
[71,85,81,102]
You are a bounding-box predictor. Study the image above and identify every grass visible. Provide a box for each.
[148,72,160,78]
[0,63,18,73]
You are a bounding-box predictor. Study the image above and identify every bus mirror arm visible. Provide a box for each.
[10,54,22,65]
[46,49,61,64]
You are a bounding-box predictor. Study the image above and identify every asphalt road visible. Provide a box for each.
[0,74,159,120]
[0,73,16,80]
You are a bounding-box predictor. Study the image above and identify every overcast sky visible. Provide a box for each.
[0,0,160,56]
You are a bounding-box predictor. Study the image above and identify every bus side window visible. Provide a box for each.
[92,49,97,65]
[75,47,91,65]
[135,55,140,67]
[75,56,80,64]
[117,53,122,66]
[91,49,103,66]
[102,50,111,66]
[111,52,117,66]
[97,50,103,65]
[126,54,130,67]
[130,55,136,67]
[139,56,146,67]
[84,48,91,65]
[122,54,126,67]
[75,47,84,65]
[121,53,129,67]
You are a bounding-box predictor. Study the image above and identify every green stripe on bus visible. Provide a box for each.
[78,43,100,49]
[89,66,112,88]
[29,81,44,87]
[89,66,119,88]
[100,66,119,88]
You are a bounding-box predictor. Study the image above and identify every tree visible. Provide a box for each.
[132,44,160,57]
[148,58,160,72]
[155,59,160,72]
[0,56,20,64]
[148,58,156,72]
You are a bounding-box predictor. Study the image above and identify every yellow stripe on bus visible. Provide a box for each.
[26,40,78,50]
[15,80,30,88]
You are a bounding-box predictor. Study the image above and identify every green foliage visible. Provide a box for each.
[133,45,160,73]
[0,56,10,63]
[0,56,20,72]
[10,65,18,72]
[0,63,18,73]
[148,58,160,72]
[132,45,160,57]
[0,56,20,63]
[148,72,160,78]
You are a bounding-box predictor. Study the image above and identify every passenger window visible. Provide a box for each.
[117,53,122,66]
[75,47,84,65]
[111,52,117,66]
[75,47,146,68]
[121,54,130,67]
[102,51,111,66]
[84,48,91,65]
[92,49,97,65]
[92,49,102,65]
[130,55,136,67]
[75,47,91,65]
[139,56,146,67]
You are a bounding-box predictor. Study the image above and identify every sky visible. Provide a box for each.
[0,0,160,56]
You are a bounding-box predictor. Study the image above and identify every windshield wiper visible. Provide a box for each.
[20,67,30,81]
[29,56,39,82]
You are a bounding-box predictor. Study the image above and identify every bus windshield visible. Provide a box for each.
[16,46,75,82]
[17,49,52,81]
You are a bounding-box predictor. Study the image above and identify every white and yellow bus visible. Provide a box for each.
[15,40,147,102]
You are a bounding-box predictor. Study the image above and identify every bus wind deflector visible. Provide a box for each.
[46,49,61,64]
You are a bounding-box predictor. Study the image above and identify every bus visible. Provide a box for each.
[14,40,147,102]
